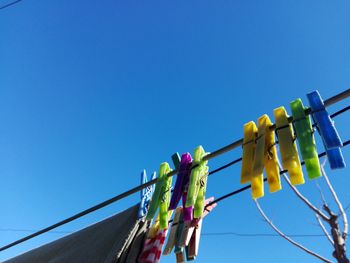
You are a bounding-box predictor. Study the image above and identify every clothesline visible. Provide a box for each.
[1,89,349,253]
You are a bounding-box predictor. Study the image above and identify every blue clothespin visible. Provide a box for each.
[138,170,156,219]
[307,90,345,169]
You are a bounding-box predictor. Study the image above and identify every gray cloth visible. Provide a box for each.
[4,204,144,263]
[116,220,150,263]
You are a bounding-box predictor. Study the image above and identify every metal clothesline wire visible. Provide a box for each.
[0,89,349,252]
[0,0,23,10]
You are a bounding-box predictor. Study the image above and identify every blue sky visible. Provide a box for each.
[1,0,350,262]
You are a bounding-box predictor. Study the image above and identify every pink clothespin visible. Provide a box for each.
[178,197,217,258]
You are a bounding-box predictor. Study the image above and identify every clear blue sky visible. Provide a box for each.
[1,1,350,262]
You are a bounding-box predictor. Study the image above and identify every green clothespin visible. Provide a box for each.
[159,162,173,229]
[146,162,172,226]
[185,145,209,219]
[290,99,321,179]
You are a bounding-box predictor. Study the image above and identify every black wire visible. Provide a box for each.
[201,232,325,237]
[0,0,23,10]
[0,104,349,253]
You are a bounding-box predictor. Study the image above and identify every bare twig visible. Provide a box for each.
[321,163,348,240]
[316,182,328,207]
[255,200,334,263]
[316,214,334,246]
[276,159,330,222]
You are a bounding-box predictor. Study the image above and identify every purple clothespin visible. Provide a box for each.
[307,90,345,169]
[138,170,156,219]
[169,152,193,222]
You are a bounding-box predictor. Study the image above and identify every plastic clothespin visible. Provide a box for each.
[163,207,183,255]
[174,211,185,261]
[240,121,258,184]
[169,153,193,211]
[185,145,209,219]
[274,107,305,185]
[307,90,345,169]
[251,116,266,199]
[290,98,321,179]
[264,115,282,193]
[159,163,173,229]
[307,90,343,149]
[185,219,202,261]
[251,114,282,198]
[178,197,217,248]
[146,162,173,228]
[176,197,217,262]
[138,170,157,219]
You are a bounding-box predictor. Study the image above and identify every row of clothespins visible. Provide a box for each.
[137,147,214,263]
[135,90,346,263]
[241,90,346,199]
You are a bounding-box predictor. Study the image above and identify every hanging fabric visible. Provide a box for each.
[5,205,147,263]
[139,210,173,263]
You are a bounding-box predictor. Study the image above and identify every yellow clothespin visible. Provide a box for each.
[264,115,282,192]
[251,116,266,199]
[147,210,174,239]
[252,114,281,195]
[241,121,258,184]
[274,107,304,185]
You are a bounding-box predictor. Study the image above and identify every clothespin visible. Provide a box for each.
[274,107,305,185]
[169,153,193,211]
[146,162,173,230]
[178,197,217,258]
[174,212,186,262]
[290,98,321,179]
[264,115,282,193]
[241,121,258,184]
[138,170,157,219]
[185,219,202,261]
[251,114,282,198]
[251,116,266,199]
[163,207,183,255]
[307,90,346,169]
[185,145,209,219]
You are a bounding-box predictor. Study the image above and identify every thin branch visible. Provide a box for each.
[254,200,334,263]
[321,164,348,240]
[316,182,328,207]
[316,214,334,246]
[276,159,330,222]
